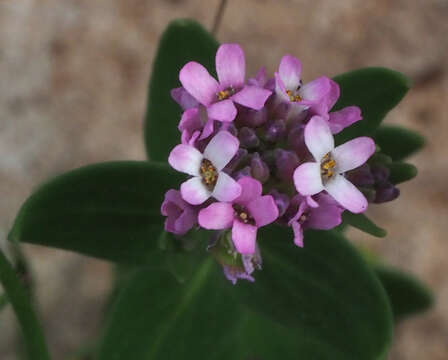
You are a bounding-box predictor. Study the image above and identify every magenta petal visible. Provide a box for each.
[231,85,272,110]
[304,116,334,161]
[299,76,331,103]
[324,79,340,110]
[216,44,245,88]
[324,175,368,213]
[328,106,362,134]
[279,55,302,90]
[247,195,279,227]
[307,195,343,230]
[232,220,257,254]
[235,176,262,205]
[198,202,234,230]
[171,87,199,110]
[204,131,239,170]
[293,162,324,196]
[199,118,215,140]
[292,221,304,247]
[333,137,375,173]
[179,62,219,106]
[174,209,197,235]
[168,144,203,176]
[207,99,237,122]
[212,172,242,202]
[178,108,201,132]
[180,177,211,205]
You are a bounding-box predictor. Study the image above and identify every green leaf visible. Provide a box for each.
[333,67,410,143]
[0,250,51,360]
[8,161,184,264]
[0,292,8,311]
[342,212,387,237]
[374,125,425,161]
[374,264,434,321]
[387,162,418,184]
[144,19,219,161]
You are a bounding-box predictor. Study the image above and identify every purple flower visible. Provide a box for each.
[223,245,262,285]
[293,116,375,213]
[168,131,242,205]
[198,177,279,254]
[179,44,272,123]
[178,106,214,145]
[286,193,344,247]
[161,190,197,235]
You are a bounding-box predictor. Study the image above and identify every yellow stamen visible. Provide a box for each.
[200,159,218,189]
[320,153,337,180]
[286,90,302,102]
[216,86,235,101]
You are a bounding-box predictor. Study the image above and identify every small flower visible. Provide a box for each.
[178,106,214,145]
[198,177,279,254]
[293,116,375,213]
[223,246,262,285]
[161,190,198,235]
[179,44,272,123]
[168,131,242,205]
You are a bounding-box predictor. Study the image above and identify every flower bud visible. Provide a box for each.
[250,153,270,183]
[346,164,375,187]
[237,106,268,127]
[233,166,252,180]
[269,190,290,217]
[239,127,260,149]
[265,119,286,142]
[374,183,400,203]
[275,149,300,183]
[161,190,197,235]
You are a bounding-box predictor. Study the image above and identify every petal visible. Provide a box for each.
[293,162,324,196]
[204,131,240,170]
[178,108,201,132]
[235,176,262,205]
[216,44,245,88]
[174,209,197,235]
[231,85,272,110]
[307,197,343,230]
[179,62,219,106]
[170,87,199,110]
[304,115,334,161]
[333,137,375,173]
[324,79,340,110]
[212,172,242,202]
[168,144,203,176]
[198,202,234,229]
[292,221,304,247]
[328,106,362,134]
[299,76,331,103]
[247,195,279,227]
[207,99,237,122]
[232,220,257,254]
[324,175,368,213]
[274,73,290,102]
[199,118,215,140]
[180,177,211,205]
[279,55,302,90]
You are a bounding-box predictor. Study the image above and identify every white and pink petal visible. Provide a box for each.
[216,44,246,89]
[304,116,334,161]
[204,131,240,171]
[180,177,211,205]
[332,137,375,173]
[212,172,242,202]
[293,162,324,196]
[168,144,203,176]
[324,175,368,213]
[179,62,219,106]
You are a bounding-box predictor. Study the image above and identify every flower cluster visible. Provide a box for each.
[162,44,397,283]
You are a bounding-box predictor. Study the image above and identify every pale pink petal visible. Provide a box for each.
[247,195,279,227]
[179,62,219,106]
[204,131,240,171]
[232,220,257,254]
[178,108,201,132]
[324,79,340,110]
[279,55,302,90]
[198,202,234,229]
[235,176,262,206]
[324,175,368,213]
[207,99,237,122]
[292,221,304,247]
[328,106,362,134]
[199,118,215,140]
[333,137,375,173]
[293,162,324,196]
[216,44,246,88]
[274,73,290,102]
[168,144,203,176]
[231,85,272,110]
[180,177,211,205]
[304,116,334,161]
[212,172,242,202]
[170,87,199,110]
[299,76,331,103]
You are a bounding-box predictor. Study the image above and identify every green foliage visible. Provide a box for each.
[333,67,410,144]
[8,161,184,264]
[387,162,418,184]
[144,19,219,161]
[342,212,387,238]
[0,250,50,360]
[374,125,425,161]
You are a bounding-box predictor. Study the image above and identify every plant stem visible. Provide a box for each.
[211,0,228,36]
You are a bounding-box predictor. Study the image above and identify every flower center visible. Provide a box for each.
[216,86,235,101]
[233,204,256,225]
[286,89,302,102]
[200,158,218,190]
[320,152,337,180]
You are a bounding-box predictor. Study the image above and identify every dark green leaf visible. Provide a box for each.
[0,250,51,360]
[374,125,425,161]
[333,67,410,143]
[374,264,434,321]
[342,212,387,237]
[387,162,418,184]
[144,19,219,161]
[8,161,184,264]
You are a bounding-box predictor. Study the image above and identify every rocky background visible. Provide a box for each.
[0,0,447,359]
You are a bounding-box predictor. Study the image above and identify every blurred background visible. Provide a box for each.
[0,0,447,359]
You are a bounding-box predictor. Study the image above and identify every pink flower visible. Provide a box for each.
[293,116,375,213]
[168,131,242,205]
[161,190,197,235]
[179,44,272,123]
[198,177,279,254]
